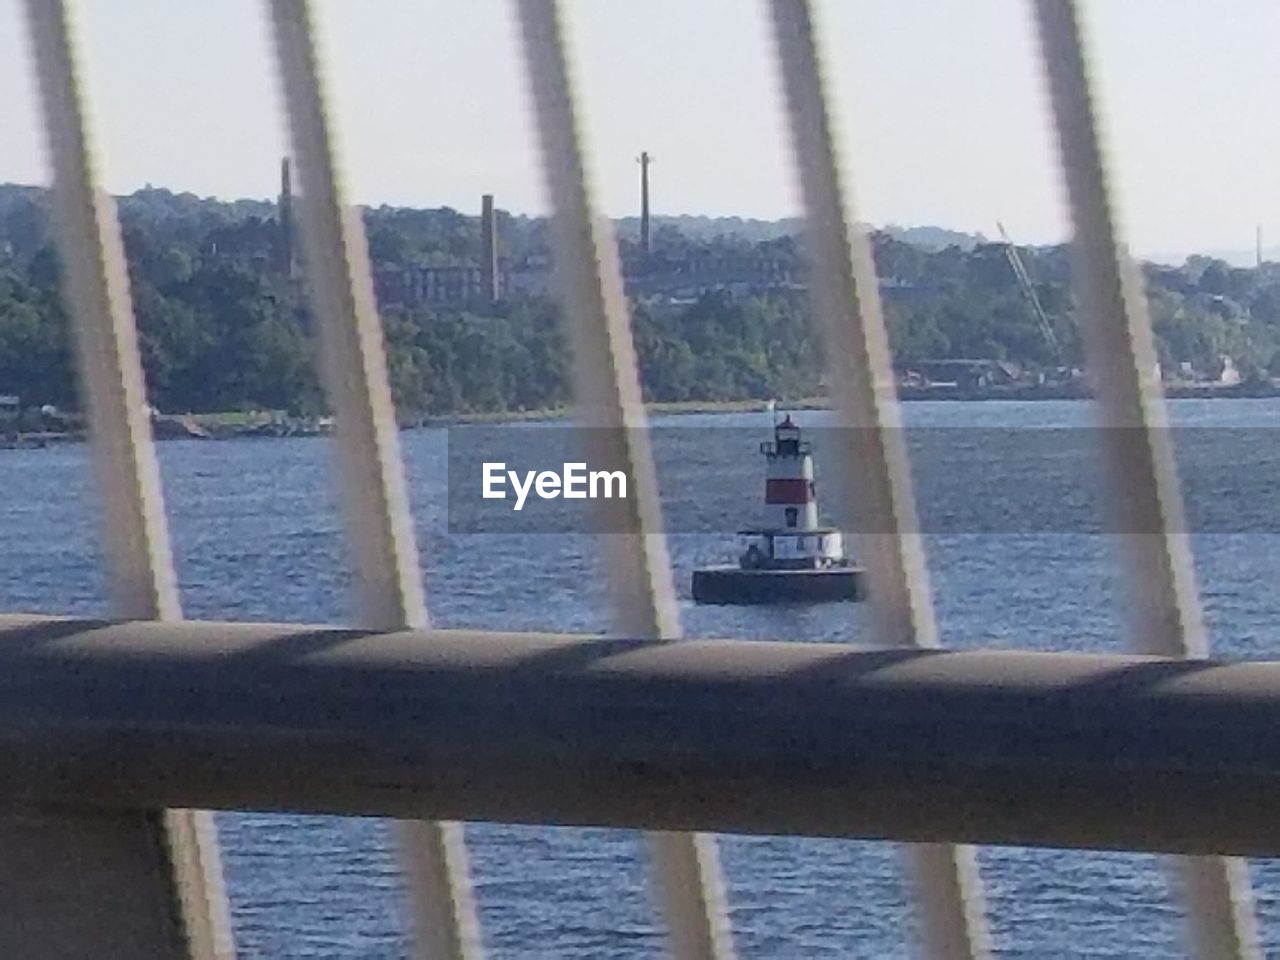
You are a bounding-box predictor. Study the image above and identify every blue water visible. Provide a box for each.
[5,399,1280,958]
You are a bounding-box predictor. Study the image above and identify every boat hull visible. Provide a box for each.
[691,565,865,605]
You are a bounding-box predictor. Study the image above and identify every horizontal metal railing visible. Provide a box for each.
[4,615,1280,858]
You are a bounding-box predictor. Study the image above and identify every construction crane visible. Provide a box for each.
[997,221,1064,367]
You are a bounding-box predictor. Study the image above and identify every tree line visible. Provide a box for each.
[2,183,1279,419]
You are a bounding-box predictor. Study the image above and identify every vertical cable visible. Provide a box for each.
[512,2,735,957]
[1030,1,1259,957]
[21,0,234,957]
[264,2,482,957]
[766,1,992,957]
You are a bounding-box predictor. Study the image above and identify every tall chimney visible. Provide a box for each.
[639,151,652,255]
[481,194,498,303]
[278,157,293,278]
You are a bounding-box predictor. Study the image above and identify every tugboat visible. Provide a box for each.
[692,413,865,604]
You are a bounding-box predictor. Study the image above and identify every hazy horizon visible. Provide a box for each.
[2,0,1278,264]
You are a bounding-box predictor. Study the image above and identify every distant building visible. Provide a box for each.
[373,195,518,308]
[1215,355,1242,385]
[504,255,553,298]
[1167,356,1242,385]
[622,251,800,297]
[897,359,1021,389]
[374,265,495,307]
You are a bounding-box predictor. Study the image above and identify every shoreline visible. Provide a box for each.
[423,382,1280,427]
[4,384,1277,447]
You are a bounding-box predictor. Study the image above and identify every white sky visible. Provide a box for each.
[1,1,1278,259]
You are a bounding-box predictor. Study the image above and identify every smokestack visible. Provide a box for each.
[481,194,498,303]
[1258,224,1264,268]
[278,157,293,278]
[639,151,652,255]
